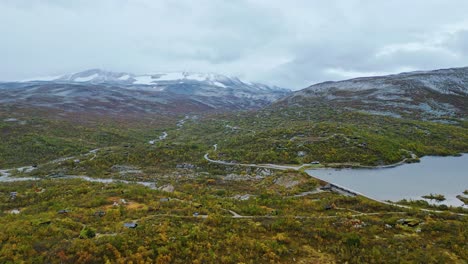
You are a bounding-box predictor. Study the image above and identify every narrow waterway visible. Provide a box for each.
[0,173,156,189]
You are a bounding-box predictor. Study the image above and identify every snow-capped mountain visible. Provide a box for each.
[0,69,290,116]
[278,67,468,119]
[26,69,282,90]
[21,69,287,99]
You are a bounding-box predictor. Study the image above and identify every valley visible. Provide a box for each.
[0,67,467,263]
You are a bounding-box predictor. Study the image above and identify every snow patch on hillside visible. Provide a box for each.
[133,76,154,85]
[154,72,186,81]
[118,74,131,80]
[186,73,208,81]
[75,73,99,82]
[213,81,226,88]
[21,74,64,82]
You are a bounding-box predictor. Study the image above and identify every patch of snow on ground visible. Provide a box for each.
[152,86,165,91]
[213,81,227,88]
[118,74,131,80]
[151,72,220,82]
[133,75,155,85]
[20,74,64,82]
[186,73,209,81]
[153,72,186,81]
[75,73,99,82]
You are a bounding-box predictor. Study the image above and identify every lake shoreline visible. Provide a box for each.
[306,154,468,208]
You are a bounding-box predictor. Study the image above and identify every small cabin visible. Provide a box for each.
[58,209,70,214]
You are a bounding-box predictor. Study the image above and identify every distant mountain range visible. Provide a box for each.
[24,69,283,93]
[278,67,468,119]
[1,67,467,120]
[0,69,290,116]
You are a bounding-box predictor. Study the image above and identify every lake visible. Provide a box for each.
[306,154,468,207]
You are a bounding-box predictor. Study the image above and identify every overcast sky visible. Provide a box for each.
[1,0,468,89]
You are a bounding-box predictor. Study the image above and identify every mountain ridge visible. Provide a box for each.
[0,69,290,116]
[18,68,288,92]
[279,66,468,119]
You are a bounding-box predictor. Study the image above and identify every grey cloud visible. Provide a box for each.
[1,0,468,90]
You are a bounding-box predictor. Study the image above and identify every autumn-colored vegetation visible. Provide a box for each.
[1,171,467,263]
[1,103,467,263]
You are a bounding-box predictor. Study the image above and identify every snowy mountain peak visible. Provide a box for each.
[57,69,129,83]
[21,69,287,92]
[132,72,232,87]
[3,69,290,114]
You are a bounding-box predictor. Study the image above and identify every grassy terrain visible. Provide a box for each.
[0,107,174,168]
[178,105,468,166]
[1,170,466,263]
[1,104,467,263]
[2,104,467,170]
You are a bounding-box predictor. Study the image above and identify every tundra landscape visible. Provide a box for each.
[1,1,467,263]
